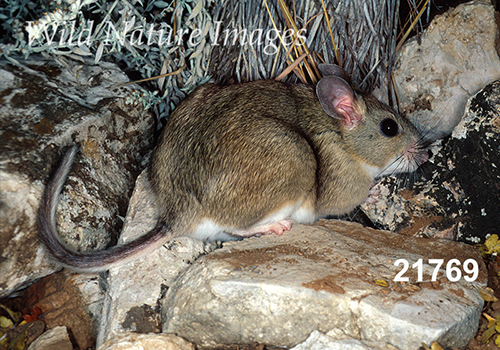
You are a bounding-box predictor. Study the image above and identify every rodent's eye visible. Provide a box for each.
[378,118,400,138]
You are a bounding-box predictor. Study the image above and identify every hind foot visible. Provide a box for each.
[231,219,293,238]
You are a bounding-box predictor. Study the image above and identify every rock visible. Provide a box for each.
[418,80,500,243]
[5,320,45,349]
[4,163,212,350]
[391,0,500,141]
[162,220,486,350]
[21,271,97,349]
[98,236,213,347]
[363,80,500,243]
[27,326,73,350]
[96,170,216,347]
[69,272,105,336]
[99,333,196,350]
[290,330,398,350]
[0,56,155,298]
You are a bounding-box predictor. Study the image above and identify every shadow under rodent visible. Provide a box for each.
[38,64,428,272]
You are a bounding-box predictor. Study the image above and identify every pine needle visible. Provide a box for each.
[321,0,341,66]
[397,0,431,52]
[275,53,308,81]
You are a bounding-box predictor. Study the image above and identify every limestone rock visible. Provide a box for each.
[98,236,213,347]
[99,333,196,350]
[290,330,399,350]
[20,270,97,349]
[0,56,155,298]
[363,80,500,243]
[96,170,216,347]
[392,0,500,141]
[69,272,106,336]
[162,220,486,349]
[417,80,500,243]
[98,333,196,350]
[27,326,73,350]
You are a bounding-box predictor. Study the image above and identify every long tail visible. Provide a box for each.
[38,146,170,273]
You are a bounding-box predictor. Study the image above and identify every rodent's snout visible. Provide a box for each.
[420,148,430,164]
[403,141,429,171]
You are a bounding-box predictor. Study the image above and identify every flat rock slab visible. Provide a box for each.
[99,333,195,350]
[162,220,486,349]
[290,330,399,350]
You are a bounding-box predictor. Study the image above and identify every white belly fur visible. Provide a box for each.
[191,200,316,241]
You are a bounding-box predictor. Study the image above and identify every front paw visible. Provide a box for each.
[364,187,380,205]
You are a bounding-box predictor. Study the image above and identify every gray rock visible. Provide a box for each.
[0,56,155,298]
[420,81,500,242]
[290,330,399,350]
[96,170,216,347]
[99,333,195,350]
[27,326,73,350]
[162,220,486,349]
[69,271,106,336]
[390,0,500,141]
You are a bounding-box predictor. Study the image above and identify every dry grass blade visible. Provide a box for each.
[113,63,186,89]
[277,0,312,81]
[206,0,402,95]
[396,0,430,52]
[276,0,322,82]
[263,0,286,50]
[391,70,401,111]
[275,53,308,81]
[320,0,341,66]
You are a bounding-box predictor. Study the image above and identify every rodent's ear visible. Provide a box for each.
[316,76,361,129]
[318,64,351,85]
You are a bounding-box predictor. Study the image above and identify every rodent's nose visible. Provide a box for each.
[420,149,430,164]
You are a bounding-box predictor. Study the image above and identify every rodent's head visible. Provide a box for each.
[317,64,428,179]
